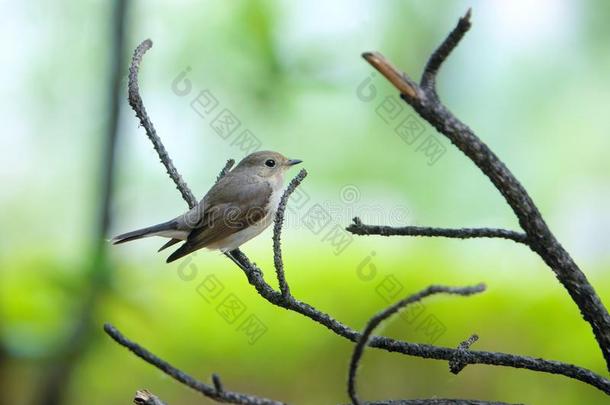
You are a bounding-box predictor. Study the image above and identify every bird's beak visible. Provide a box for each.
[287,159,303,166]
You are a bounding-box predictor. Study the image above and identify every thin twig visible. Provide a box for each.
[420,8,472,95]
[347,218,528,244]
[217,159,235,182]
[272,169,308,297]
[128,39,197,208]
[362,9,610,371]
[349,287,487,404]
[450,334,479,374]
[103,324,285,405]
[348,285,486,405]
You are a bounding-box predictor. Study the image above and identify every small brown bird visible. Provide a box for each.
[112,151,302,263]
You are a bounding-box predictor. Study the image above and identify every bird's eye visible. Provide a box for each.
[265,159,276,168]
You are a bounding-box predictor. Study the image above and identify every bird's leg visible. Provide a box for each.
[224,250,246,271]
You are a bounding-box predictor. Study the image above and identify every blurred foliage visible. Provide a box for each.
[1,1,610,404]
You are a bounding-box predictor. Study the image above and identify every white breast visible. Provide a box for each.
[267,186,284,215]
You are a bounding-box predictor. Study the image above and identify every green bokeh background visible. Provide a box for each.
[1,1,610,404]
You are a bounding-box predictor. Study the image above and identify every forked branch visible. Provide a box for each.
[356,9,610,372]
[348,284,490,405]
[128,39,197,207]
[226,229,610,395]
[347,285,522,405]
[108,25,610,405]
[272,169,308,297]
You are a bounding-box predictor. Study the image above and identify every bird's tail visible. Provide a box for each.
[112,220,180,245]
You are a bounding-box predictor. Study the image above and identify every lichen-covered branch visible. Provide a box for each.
[272,169,307,297]
[359,9,610,371]
[347,218,527,245]
[128,39,197,208]
[420,9,472,96]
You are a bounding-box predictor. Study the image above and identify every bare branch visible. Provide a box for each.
[226,249,610,395]
[421,8,472,94]
[362,9,610,371]
[348,284,486,405]
[103,324,285,405]
[347,218,528,244]
[128,39,197,208]
[273,169,308,297]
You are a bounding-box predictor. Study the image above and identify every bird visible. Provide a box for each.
[112,151,302,263]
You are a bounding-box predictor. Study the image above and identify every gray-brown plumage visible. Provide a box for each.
[112,151,302,263]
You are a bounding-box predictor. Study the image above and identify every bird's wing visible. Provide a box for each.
[166,177,272,263]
